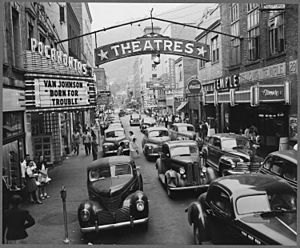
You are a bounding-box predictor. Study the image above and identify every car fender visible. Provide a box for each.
[155,157,162,171]
[218,155,240,173]
[78,199,103,226]
[102,142,114,147]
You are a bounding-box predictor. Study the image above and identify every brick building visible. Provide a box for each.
[214,3,298,155]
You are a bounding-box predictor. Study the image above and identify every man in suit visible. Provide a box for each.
[3,194,35,244]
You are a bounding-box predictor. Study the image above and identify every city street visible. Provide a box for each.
[22,115,201,245]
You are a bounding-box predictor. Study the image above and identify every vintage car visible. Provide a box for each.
[186,173,297,245]
[202,133,264,177]
[78,156,149,234]
[258,149,297,190]
[140,117,156,133]
[142,127,170,161]
[169,123,196,141]
[102,127,130,156]
[155,140,211,198]
[129,113,141,126]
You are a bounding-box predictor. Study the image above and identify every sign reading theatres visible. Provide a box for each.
[95,35,210,65]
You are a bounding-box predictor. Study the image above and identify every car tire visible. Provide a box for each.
[140,220,149,231]
[145,153,150,161]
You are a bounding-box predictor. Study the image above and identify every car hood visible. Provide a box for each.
[239,213,297,245]
[172,155,199,163]
[89,175,134,209]
[147,136,170,145]
[104,136,126,144]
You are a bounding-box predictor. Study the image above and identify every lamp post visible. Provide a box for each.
[60,186,70,244]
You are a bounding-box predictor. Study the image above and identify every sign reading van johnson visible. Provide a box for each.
[95,36,210,65]
[33,79,89,108]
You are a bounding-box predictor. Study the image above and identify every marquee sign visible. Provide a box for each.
[95,36,210,65]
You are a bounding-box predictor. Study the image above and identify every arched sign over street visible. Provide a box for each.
[95,35,210,66]
[187,78,201,95]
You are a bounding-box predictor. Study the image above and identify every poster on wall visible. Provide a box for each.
[289,115,297,141]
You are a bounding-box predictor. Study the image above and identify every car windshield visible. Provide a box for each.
[178,126,194,132]
[236,192,297,215]
[170,145,198,156]
[222,137,250,151]
[106,130,125,138]
[148,130,169,138]
[89,163,132,182]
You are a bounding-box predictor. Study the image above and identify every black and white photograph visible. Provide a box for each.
[1,1,298,245]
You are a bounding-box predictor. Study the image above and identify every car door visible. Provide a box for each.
[207,137,219,169]
[206,186,236,244]
[142,130,148,148]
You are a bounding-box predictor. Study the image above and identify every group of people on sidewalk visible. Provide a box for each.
[20,154,51,205]
[72,127,99,161]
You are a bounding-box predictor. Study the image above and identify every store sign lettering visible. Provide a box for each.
[34,79,89,108]
[259,86,284,101]
[95,36,210,65]
[239,62,286,83]
[30,38,88,76]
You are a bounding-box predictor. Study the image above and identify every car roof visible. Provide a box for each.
[173,123,194,127]
[164,140,197,147]
[105,127,124,132]
[87,156,132,170]
[147,127,168,131]
[211,133,247,139]
[213,174,294,197]
[267,149,298,164]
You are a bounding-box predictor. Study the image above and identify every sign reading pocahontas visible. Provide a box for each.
[95,35,210,65]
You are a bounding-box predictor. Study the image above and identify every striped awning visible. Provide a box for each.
[176,101,188,112]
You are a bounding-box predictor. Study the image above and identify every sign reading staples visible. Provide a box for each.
[95,36,210,65]
[187,79,201,94]
[34,78,89,108]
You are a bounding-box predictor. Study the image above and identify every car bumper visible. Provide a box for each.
[225,169,252,176]
[103,148,130,155]
[169,184,209,191]
[80,217,149,233]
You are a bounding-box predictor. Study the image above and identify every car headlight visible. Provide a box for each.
[202,167,207,173]
[80,209,90,222]
[147,145,153,150]
[179,167,185,174]
[136,200,145,211]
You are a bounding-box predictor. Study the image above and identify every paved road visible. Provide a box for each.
[22,114,202,245]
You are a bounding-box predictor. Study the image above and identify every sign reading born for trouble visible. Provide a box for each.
[34,78,89,108]
[95,36,210,65]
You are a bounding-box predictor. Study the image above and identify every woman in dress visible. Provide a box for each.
[129,137,139,160]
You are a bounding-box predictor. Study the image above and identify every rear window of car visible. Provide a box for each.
[148,130,169,138]
[89,163,132,181]
[264,155,297,182]
[106,130,124,138]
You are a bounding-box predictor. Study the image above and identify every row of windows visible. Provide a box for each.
[199,9,285,69]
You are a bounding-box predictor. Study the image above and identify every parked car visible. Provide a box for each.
[202,133,264,177]
[78,156,149,235]
[142,127,170,161]
[186,173,297,245]
[140,117,156,133]
[258,149,297,190]
[155,140,211,198]
[169,123,196,141]
[102,127,130,156]
[130,113,141,126]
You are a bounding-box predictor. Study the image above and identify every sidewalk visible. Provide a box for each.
[21,145,103,244]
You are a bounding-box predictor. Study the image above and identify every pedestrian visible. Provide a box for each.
[201,121,208,139]
[117,142,125,155]
[72,129,81,155]
[82,131,89,155]
[20,154,31,189]
[3,194,35,244]
[87,129,92,155]
[25,160,42,204]
[130,137,140,160]
[36,155,51,200]
[91,136,98,161]
[164,115,168,128]
[129,131,136,142]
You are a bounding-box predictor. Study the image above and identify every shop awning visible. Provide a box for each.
[176,101,188,112]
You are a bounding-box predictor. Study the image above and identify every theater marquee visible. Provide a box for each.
[95,35,210,65]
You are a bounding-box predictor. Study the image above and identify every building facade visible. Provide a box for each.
[2,2,96,194]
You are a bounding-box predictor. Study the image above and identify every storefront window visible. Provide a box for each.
[3,112,24,139]
[2,139,24,189]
